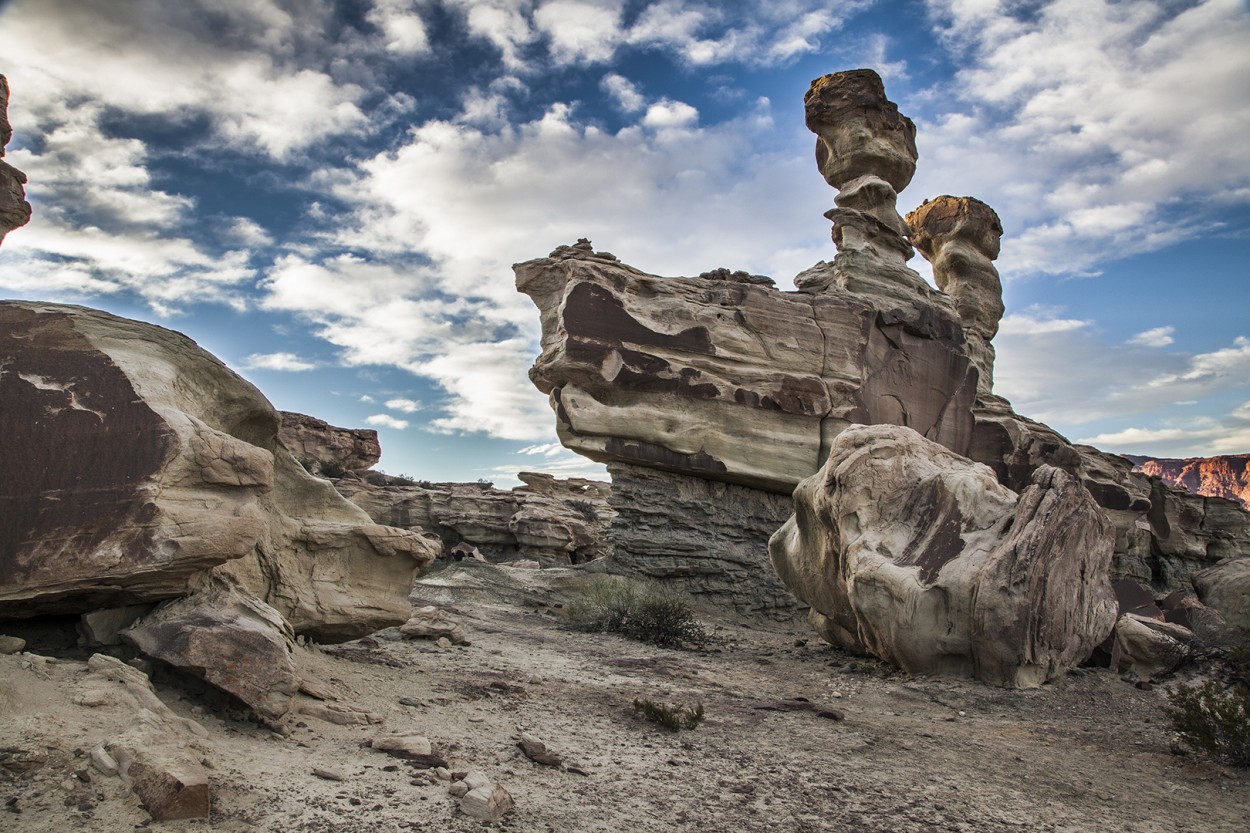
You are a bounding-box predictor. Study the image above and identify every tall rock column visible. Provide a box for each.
[907,196,1005,398]
[0,75,33,246]
[797,69,932,305]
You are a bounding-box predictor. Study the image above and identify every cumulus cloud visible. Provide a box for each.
[368,0,432,55]
[601,73,645,112]
[242,352,316,371]
[366,414,411,430]
[1128,326,1175,347]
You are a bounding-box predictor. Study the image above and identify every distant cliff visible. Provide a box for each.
[1127,454,1250,510]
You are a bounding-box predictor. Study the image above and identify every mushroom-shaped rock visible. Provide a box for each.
[769,424,1118,687]
[907,196,1005,397]
[804,69,917,192]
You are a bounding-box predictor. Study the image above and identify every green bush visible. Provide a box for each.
[563,576,709,649]
[632,698,705,732]
[319,460,347,478]
[1165,680,1250,767]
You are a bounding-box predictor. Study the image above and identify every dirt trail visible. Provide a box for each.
[2,567,1248,832]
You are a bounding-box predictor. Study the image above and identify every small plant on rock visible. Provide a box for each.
[563,576,709,649]
[632,698,705,732]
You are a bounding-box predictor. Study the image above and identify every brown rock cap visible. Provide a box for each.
[907,195,1003,262]
[805,69,918,192]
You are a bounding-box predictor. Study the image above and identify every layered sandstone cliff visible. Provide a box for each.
[1129,454,1250,511]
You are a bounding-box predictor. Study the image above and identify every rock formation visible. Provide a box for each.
[906,196,1004,397]
[279,410,381,475]
[518,66,1249,659]
[0,301,441,719]
[1129,454,1250,510]
[0,75,32,246]
[334,470,613,567]
[770,425,1117,687]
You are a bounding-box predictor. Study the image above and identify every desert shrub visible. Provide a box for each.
[632,698,705,732]
[297,456,316,473]
[1165,680,1250,767]
[567,499,598,523]
[364,471,389,486]
[563,576,709,649]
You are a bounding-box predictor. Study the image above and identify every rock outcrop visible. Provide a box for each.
[769,425,1117,687]
[336,471,612,567]
[0,75,32,246]
[1129,454,1250,510]
[0,301,439,638]
[279,410,381,474]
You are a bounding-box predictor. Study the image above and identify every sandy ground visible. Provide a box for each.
[2,563,1248,833]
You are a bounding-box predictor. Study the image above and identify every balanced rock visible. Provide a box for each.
[804,69,917,193]
[0,301,439,636]
[770,424,1117,687]
[0,75,32,246]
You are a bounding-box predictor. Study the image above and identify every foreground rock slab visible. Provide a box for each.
[770,425,1118,687]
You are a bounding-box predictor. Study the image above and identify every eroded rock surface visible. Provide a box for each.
[770,425,1117,687]
[279,411,381,474]
[0,75,32,246]
[336,471,612,567]
[0,301,438,635]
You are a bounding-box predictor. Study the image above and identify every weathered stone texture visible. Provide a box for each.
[517,240,975,495]
[279,410,381,473]
[606,462,801,617]
[0,75,32,246]
[0,301,438,634]
[336,471,612,566]
[770,425,1117,687]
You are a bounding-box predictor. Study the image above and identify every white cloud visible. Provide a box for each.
[385,398,423,412]
[368,0,431,55]
[1078,399,1250,457]
[601,73,645,112]
[912,0,1250,279]
[535,0,625,65]
[1128,326,1174,347]
[1147,336,1250,388]
[242,352,316,371]
[642,99,699,129]
[998,306,1090,336]
[366,414,411,430]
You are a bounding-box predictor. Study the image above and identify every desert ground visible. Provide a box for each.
[2,561,1248,833]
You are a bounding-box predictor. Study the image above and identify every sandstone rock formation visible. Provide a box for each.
[280,410,381,475]
[769,425,1117,687]
[517,68,1250,621]
[1129,454,1250,510]
[335,470,613,567]
[1193,558,1250,633]
[906,196,1004,398]
[0,301,439,638]
[0,75,32,246]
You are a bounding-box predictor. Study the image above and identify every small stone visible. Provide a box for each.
[371,733,432,759]
[89,747,118,777]
[436,637,453,650]
[313,768,347,782]
[448,782,470,798]
[460,784,514,822]
[434,767,451,781]
[0,635,26,654]
[398,697,422,707]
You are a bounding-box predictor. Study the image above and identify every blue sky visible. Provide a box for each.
[1,0,1248,485]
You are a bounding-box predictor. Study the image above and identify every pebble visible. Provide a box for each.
[313,768,347,782]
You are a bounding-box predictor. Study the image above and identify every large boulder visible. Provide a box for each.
[0,301,439,636]
[769,425,1117,687]
[1193,558,1250,633]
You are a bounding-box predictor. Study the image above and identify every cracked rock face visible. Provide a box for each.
[0,75,33,246]
[0,301,438,635]
[770,424,1118,687]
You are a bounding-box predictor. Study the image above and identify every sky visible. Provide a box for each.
[1,0,1248,486]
